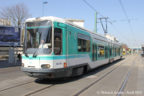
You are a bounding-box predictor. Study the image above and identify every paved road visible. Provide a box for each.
[0,54,143,96]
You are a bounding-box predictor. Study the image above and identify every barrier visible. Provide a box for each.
[0,46,23,64]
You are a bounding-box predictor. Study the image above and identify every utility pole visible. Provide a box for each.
[99,17,109,35]
[83,0,110,34]
[82,0,99,33]
[94,12,97,33]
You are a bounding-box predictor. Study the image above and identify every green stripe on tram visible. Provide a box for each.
[27,26,50,29]
[22,55,87,60]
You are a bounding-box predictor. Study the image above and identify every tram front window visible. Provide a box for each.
[25,20,52,55]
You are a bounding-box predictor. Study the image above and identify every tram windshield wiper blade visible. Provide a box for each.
[25,52,29,57]
[33,48,39,57]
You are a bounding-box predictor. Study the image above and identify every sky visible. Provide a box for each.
[0,0,143,48]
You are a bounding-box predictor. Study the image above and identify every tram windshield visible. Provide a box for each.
[25,20,52,55]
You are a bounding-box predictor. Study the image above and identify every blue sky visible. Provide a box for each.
[0,0,143,48]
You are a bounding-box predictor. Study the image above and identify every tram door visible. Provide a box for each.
[66,27,77,66]
[53,27,67,68]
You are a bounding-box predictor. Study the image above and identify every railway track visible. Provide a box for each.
[0,55,135,96]
[73,55,136,96]
[23,57,130,96]
[117,55,138,96]
[0,81,34,92]
[24,56,133,96]
[24,84,55,96]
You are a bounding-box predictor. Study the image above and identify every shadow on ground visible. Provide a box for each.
[35,58,125,84]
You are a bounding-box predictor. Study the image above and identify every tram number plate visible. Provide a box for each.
[28,66,35,68]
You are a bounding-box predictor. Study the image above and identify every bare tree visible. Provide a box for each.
[0,3,30,27]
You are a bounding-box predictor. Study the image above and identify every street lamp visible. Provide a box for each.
[42,1,48,16]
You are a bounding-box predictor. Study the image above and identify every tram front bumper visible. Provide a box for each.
[21,67,72,78]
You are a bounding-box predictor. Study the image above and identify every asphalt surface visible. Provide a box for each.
[0,54,143,96]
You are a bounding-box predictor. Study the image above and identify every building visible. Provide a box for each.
[105,34,119,42]
[0,19,11,26]
[65,19,84,28]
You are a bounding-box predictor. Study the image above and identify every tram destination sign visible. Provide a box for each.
[0,26,21,46]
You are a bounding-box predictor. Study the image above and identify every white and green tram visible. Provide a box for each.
[21,16,122,78]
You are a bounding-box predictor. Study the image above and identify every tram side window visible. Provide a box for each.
[116,48,119,56]
[92,44,95,61]
[78,38,90,52]
[119,48,121,55]
[54,28,62,55]
[109,47,112,56]
[92,44,97,61]
[98,45,105,57]
[115,48,117,56]
[105,46,108,58]
[112,47,115,56]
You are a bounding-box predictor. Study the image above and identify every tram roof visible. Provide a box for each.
[26,16,121,45]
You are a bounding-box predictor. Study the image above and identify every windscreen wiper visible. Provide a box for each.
[25,52,29,57]
[33,48,39,57]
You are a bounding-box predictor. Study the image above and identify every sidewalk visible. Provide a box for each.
[0,60,21,68]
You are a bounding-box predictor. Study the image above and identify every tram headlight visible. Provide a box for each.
[41,64,51,68]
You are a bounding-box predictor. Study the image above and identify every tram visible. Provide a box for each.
[21,16,122,78]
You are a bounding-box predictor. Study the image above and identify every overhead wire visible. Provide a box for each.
[83,0,136,47]
[109,23,132,46]
[83,0,120,36]
[118,0,138,47]
[82,0,104,17]
[118,0,130,23]
[83,0,112,35]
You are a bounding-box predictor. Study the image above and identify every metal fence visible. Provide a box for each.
[0,47,23,60]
